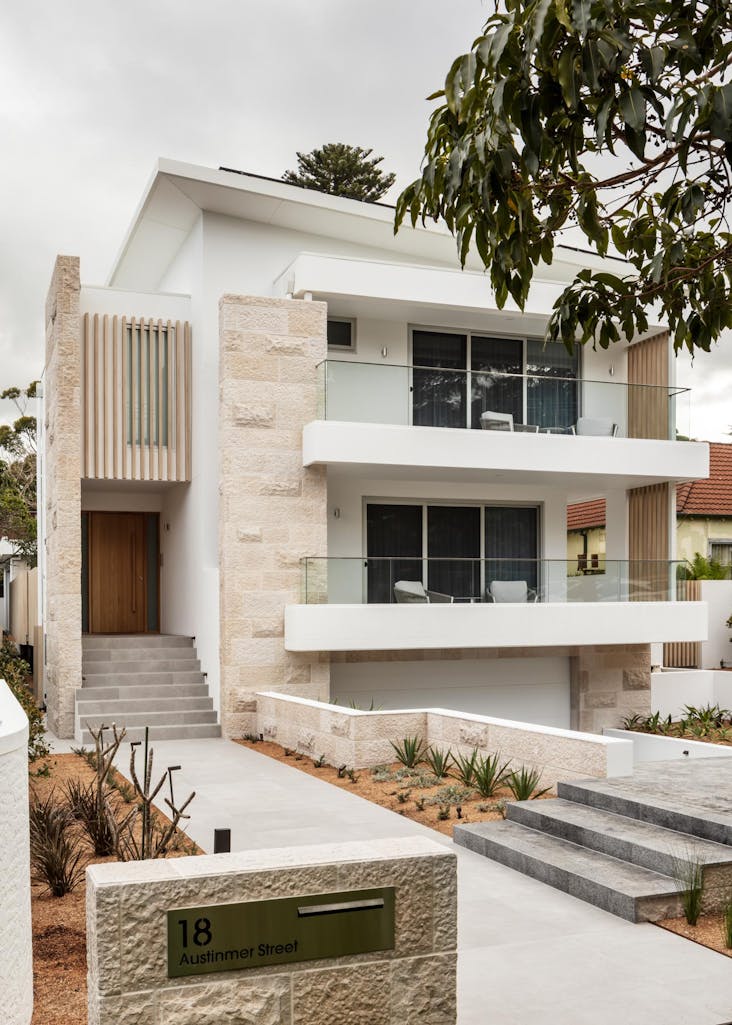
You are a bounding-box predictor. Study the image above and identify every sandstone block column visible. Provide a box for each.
[571,643,652,733]
[43,255,82,737]
[218,295,329,738]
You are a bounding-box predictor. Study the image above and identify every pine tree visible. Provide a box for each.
[283,143,395,203]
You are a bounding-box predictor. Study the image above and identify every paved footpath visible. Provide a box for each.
[102,737,732,1025]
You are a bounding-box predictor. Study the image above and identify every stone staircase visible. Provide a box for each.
[76,635,221,744]
[454,773,732,923]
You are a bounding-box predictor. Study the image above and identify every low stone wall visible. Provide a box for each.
[0,681,32,1025]
[256,692,633,787]
[605,727,732,764]
[87,836,456,1025]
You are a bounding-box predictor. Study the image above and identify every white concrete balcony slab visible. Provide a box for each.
[284,600,708,653]
[303,419,708,489]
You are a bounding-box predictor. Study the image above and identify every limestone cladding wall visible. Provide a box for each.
[86,836,457,1025]
[256,692,632,785]
[574,643,652,734]
[0,683,33,1025]
[44,255,83,737]
[218,296,329,739]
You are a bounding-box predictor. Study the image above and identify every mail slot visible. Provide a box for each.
[167,887,395,978]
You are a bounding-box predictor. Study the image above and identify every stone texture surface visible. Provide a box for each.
[43,255,83,737]
[86,837,456,1025]
[218,296,329,738]
[573,644,652,734]
[0,687,32,1025]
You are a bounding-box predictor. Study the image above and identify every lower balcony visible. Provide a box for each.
[284,559,708,652]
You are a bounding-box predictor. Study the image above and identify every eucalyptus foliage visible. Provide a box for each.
[396,0,732,354]
[0,382,38,563]
[283,143,395,202]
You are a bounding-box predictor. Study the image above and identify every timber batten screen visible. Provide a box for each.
[82,314,191,481]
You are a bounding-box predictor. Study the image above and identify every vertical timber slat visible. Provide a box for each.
[131,317,139,481]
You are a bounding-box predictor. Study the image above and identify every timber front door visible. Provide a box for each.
[86,512,159,634]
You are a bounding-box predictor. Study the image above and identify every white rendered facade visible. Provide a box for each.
[39,160,709,738]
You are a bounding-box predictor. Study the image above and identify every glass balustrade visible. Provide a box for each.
[315,360,691,441]
[300,558,690,605]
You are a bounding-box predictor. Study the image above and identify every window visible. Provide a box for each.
[710,541,732,568]
[327,318,355,351]
[411,329,579,430]
[126,323,170,446]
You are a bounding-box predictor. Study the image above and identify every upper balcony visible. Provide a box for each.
[303,360,708,489]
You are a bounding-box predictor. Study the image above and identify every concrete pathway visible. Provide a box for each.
[106,737,732,1025]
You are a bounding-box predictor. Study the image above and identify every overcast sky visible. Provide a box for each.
[0,0,729,439]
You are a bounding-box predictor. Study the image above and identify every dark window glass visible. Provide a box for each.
[484,506,539,593]
[412,331,467,428]
[427,506,481,599]
[470,336,523,429]
[327,319,353,349]
[526,339,579,430]
[366,504,422,603]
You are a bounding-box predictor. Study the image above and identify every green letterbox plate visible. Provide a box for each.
[167,887,395,978]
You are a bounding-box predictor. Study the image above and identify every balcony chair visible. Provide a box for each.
[393,580,454,604]
[480,410,514,432]
[485,580,539,603]
[571,417,619,437]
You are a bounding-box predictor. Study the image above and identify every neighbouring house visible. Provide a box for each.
[38,159,709,743]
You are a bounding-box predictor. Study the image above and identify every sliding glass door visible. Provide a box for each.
[470,336,523,429]
[412,331,467,428]
[366,502,539,602]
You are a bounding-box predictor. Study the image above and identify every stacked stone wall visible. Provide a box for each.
[572,643,652,733]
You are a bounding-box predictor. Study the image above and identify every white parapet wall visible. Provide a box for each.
[256,692,634,787]
[651,669,732,719]
[0,680,32,1025]
[87,836,457,1025]
[605,727,732,764]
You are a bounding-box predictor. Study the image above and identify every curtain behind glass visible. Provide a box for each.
[366,504,423,603]
[526,339,579,430]
[470,336,523,428]
[484,506,539,593]
[412,331,467,428]
[427,506,481,599]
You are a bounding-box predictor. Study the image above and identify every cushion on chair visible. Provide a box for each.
[489,580,529,603]
[575,417,617,437]
[480,410,514,431]
[394,580,428,603]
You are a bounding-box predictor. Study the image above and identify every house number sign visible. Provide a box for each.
[167,887,395,978]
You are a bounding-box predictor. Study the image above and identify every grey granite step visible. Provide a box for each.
[77,682,210,701]
[79,709,219,730]
[82,646,198,663]
[454,819,684,923]
[76,696,214,716]
[80,722,222,745]
[80,671,205,689]
[82,634,194,649]
[507,799,732,887]
[82,658,201,675]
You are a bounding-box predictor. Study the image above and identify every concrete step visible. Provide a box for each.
[507,799,732,887]
[77,682,210,701]
[76,696,214,716]
[558,778,732,846]
[79,722,222,745]
[82,647,197,663]
[79,709,219,730]
[81,671,205,689]
[82,659,201,676]
[82,634,194,649]
[454,820,684,923]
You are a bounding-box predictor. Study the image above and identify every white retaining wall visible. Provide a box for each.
[651,669,732,718]
[256,691,633,788]
[0,680,32,1025]
[605,727,732,763]
[700,580,732,669]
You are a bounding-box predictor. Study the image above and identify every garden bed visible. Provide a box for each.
[29,752,200,1025]
[658,915,732,959]
[236,739,553,836]
[622,704,732,745]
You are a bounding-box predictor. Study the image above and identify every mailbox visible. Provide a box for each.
[167,887,395,978]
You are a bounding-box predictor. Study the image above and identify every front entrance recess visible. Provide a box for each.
[84,512,159,634]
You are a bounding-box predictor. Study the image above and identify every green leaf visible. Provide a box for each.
[710,83,732,142]
[620,86,646,132]
[557,48,579,108]
[571,0,591,35]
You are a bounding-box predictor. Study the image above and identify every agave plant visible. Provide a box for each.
[424,746,451,779]
[390,736,427,768]
[472,752,511,798]
[506,766,551,802]
[29,792,86,897]
[450,748,479,787]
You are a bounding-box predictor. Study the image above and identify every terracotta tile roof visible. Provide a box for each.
[677,442,732,516]
[567,499,606,531]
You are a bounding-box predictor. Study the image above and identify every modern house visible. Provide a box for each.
[38,159,709,743]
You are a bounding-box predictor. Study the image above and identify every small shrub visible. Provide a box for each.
[451,748,479,787]
[415,797,426,812]
[621,713,644,731]
[242,733,261,743]
[390,736,427,768]
[506,766,551,802]
[63,778,117,856]
[437,805,451,821]
[472,752,511,798]
[425,784,473,807]
[345,768,359,784]
[337,764,347,778]
[722,899,732,949]
[0,640,49,762]
[673,855,705,926]
[396,790,411,804]
[425,746,451,779]
[313,754,326,768]
[29,791,85,897]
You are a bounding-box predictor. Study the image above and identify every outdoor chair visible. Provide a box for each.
[480,410,514,432]
[485,580,539,603]
[393,580,454,604]
[571,417,619,437]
